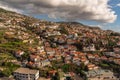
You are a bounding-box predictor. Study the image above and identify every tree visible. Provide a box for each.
[80,62,85,70]
[99,62,109,69]
[21,52,29,60]
[51,72,60,80]
[62,64,70,73]
[61,56,65,63]
[74,42,83,51]
[60,26,69,35]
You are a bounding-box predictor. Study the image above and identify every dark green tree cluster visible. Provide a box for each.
[51,72,60,80]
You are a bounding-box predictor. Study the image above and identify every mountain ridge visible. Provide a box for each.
[0,7,119,33]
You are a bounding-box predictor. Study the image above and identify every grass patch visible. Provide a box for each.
[1,62,20,76]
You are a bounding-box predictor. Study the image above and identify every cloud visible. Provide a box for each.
[0,0,117,23]
[0,3,22,13]
[117,3,120,7]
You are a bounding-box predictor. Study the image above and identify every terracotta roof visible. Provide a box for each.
[30,54,39,59]
[27,61,34,65]
[87,64,95,68]
[49,70,57,74]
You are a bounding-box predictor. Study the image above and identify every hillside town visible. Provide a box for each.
[0,8,120,80]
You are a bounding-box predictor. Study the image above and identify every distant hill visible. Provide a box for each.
[0,7,120,53]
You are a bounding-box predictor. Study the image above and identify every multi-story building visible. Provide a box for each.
[84,69,117,80]
[13,68,39,80]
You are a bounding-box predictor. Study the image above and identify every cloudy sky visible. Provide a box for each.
[0,0,120,32]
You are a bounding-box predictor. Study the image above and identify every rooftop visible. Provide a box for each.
[14,68,39,74]
[84,69,114,78]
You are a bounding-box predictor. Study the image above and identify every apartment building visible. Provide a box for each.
[84,69,117,80]
[13,68,39,80]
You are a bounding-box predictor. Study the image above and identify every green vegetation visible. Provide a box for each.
[99,62,109,69]
[0,31,4,36]
[51,72,60,80]
[0,30,31,53]
[60,26,69,35]
[0,53,15,61]
[0,53,19,77]
[0,41,23,47]
[0,8,11,13]
[61,64,78,73]
[21,52,30,60]
[62,64,70,73]
[1,62,20,76]
[110,32,120,36]
[99,61,120,73]
[0,41,28,53]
